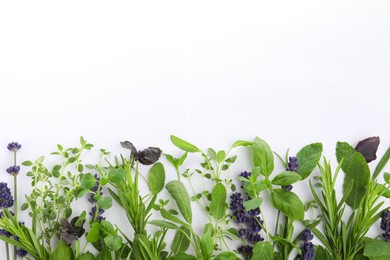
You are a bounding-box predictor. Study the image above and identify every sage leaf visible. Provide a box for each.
[209,183,227,220]
[252,137,274,176]
[171,226,191,254]
[270,189,304,220]
[148,162,165,194]
[170,135,200,153]
[252,241,274,260]
[166,180,192,223]
[214,252,240,260]
[296,143,322,179]
[271,171,302,186]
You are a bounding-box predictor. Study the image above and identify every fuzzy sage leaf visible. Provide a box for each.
[148,162,165,194]
[209,183,227,220]
[166,180,192,224]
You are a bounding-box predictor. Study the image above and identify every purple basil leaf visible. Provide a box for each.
[138,147,162,165]
[355,136,380,163]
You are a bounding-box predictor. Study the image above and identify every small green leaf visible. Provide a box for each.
[22,161,33,166]
[252,137,274,176]
[148,162,165,194]
[385,173,390,184]
[296,143,322,179]
[200,229,213,260]
[172,226,191,254]
[336,141,356,171]
[170,135,200,153]
[373,147,390,180]
[49,240,74,260]
[216,150,226,163]
[252,241,274,260]
[21,203,28,211]
[87,222,100,243]
[364,239,390,257]
[231,140,252,148]
[81,173,96,189]
[166,180,192,224]
[97,197,112,210]
[148,220,179,230]
[243,198,263,211]
[104,234,122,251]
[271,171,302,186]
[209,183,227,220]
[270,189,304,220]
[169,253,197,260]
[208,148,217,160]
[99,220,115,236]
[108,168,127,184]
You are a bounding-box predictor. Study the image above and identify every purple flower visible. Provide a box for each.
[89,206,105,221]
[16,248,28,257]
[381,210,390,241]
[238,245,253,260]
[300,229,314,260]
[230,192,245,223]
[0,182,14,208]
[0,228,12,237]
[7,142,22,152]
[89,174,103,203]
[6,165,20,176]
[282,157,299,191]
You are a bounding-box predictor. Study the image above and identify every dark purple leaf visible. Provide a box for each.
[355,136,380,163]
[120,141,137,155]
[138,147,162,165]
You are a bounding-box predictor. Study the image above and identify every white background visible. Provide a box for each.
[1,1,390,258]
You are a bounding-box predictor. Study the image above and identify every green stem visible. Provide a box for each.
[273,210,281,246]
[6,242,10,260]
[13,152,17,260]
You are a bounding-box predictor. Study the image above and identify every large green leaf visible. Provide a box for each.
[364,239,390,257]
[49,240,74,260]
[166,180,192,224]
[171,226,191,254]
[148,162,165,194]
[270,189,304,220]
[296,143,323,179]
[214,252,240,260]
[314,245,333,260]
[336,141,356,172]
[209,183,227,220]
[252,137,274,176]
[252,241,274,260]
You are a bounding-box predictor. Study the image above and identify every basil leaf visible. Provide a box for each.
[271,171,302,186]
[252,137,274,176]
[270,189,304,220]
[252,241,274,260]
[49,240,74,260]
[296,143,322,179]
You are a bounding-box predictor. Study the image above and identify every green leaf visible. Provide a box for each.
[81,173,96,189]
[343,152,370,209]
[170,135,200,153]
[22,160,33,166]
[374,148,390,180]
[97,249,110,260]
[243,180,267,198]
[171,226,191,254]
[104,235,122,251]
[148,162,165,194]
[384,173,390,184]
[231,140,252,148]
[216,150,226,163]
[243,198,263,211]
[209,183,227,220]
[252,241,274,260]
[296,143,323,179]
[208,148,217,160]
[87,222,100,243]
[97,197,112,210]
[49,240,74,260]
[214,252,240,260]
[314,245,333,260]
[252,137,274,176]
[364,239,390,257]
[148,220,179,230]
[166,180,192,224]
[336,141,356,172]
[270,189,304,220]
[107,168,127,184]
[200,230,213,260]
[271,171,302,186]
[99,220,115,236]
[76,252,95,260]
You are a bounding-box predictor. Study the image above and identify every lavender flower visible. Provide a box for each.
[6,165,20,176]
[16,248,28,257]
[282,156,299,191]
[89,206,106,221]
[380,210,390,241]
[7,142,21,152]
[230,192,245,223]
[89,174,103,203]
[0,182,14,208]
[238,245,253,260]
[300,229,314,260]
